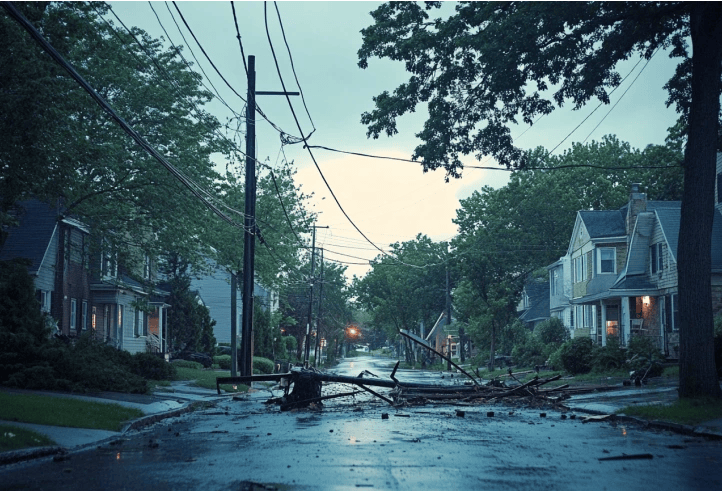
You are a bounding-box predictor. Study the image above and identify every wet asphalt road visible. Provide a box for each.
[1,356,721,490]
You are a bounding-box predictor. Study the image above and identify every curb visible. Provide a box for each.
[121,400,210,433]
[0,445,64,467]
[567,405,722,441]
[0,400,215,467]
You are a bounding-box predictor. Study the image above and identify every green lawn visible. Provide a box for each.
[0,424,56,452]
[0,392,143,431]
[173,367,248,393]
[620,398,722,426]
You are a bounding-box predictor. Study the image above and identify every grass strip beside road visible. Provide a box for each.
[0,424,56,452]
[620,398,722,426]
[173,367,249,393]
[0,392,143,431]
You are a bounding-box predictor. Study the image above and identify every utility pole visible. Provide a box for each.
[239,55,299,377]
[446,264,452,371]
[313,248,324,367]
[304,224,328,365]
[231,272,238,376]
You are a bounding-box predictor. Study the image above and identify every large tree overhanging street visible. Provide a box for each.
[358,1,722,398]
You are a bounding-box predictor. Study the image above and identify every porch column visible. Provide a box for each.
[158,306,163,355]
[621,296,631,347]
[600,300,607,347]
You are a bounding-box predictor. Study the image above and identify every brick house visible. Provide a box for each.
[0,199,169,355]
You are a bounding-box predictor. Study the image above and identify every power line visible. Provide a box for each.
[2,3,250,231]
[263,3,444,271]
[272,1,316,132]
[582,49,660,144]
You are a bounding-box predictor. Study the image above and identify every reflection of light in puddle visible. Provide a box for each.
[350,362,355,369]
[341,419,386,445]
[621,426,627,437]
[116,452,121,460]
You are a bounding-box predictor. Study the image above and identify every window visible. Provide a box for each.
[81,301,88,331]
[70,298,77,331]
[101,242,117,279]
[598,248,615,274]
[569,308,574,328]
[573,255,586,282]
[584,305,594,328]
[651,243,665,274]
[92,306,97,330]
[134,309,145,337]
[550,269,560,296]
[118,305,123,336]
[39,290,51,313]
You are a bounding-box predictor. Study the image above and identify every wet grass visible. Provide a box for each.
[0,424,56,452]
[620,397,722,426]
[174,367,248,393]
[0,392,143,431]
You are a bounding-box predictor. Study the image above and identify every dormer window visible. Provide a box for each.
[650,243,666,274]
[598,248,616,274]
[101,241,117,279]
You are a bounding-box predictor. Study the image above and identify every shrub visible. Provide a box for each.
[253,356,275,374]
[534,318,570,346]
[213,355,232,370]
[560,337,595,375]
[627,336,663,361]
[171,359,203,370]
[547,345,565,371]
[627,336,664,377]
[591,337,626,372]
[511,332,548,368]
[132,352,176,380]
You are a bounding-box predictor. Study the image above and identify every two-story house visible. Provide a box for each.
[550,174,722,356]
[0,199,169,355]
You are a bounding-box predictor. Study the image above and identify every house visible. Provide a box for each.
[0,199,169,355]
[548,255,572,335]
[517,276,550,330]
[550,172,722,356]
[190,261,279,346]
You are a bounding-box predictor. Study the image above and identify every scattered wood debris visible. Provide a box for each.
[217,361,616,411]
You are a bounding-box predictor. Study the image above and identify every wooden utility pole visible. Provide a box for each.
[239,55,298,377]
[304,224,328,365]
[313,248,324,367]
[446,264,452,371]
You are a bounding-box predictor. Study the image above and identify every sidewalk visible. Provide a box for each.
[565,382,722,438]
[0,381,229,461]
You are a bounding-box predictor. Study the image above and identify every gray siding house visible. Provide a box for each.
[190,263,278,346]
[550,177,722,356]
[1,199,169,355]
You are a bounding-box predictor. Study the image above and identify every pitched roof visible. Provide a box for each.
[519,278,550,323]
[0,199,59,274]
[578,210,625,238]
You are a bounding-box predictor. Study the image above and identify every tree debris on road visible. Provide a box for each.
[217,361,615,411]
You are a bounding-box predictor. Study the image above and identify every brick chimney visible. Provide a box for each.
[626,183,646,236]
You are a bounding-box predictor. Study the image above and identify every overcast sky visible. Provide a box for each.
[108,1,683,281]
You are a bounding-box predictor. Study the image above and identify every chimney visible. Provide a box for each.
[626,183,646,236]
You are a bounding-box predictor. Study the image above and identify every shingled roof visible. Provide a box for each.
[0,200,59,274]
[578,210,625,238]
